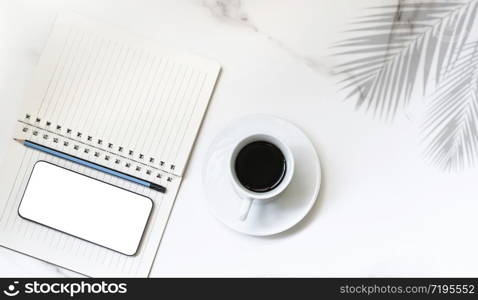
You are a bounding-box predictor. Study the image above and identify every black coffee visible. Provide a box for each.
[234,141,287,193]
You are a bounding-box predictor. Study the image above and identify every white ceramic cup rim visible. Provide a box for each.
[229,134,294,201]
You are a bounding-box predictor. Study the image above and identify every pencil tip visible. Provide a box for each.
[13,138,24,143]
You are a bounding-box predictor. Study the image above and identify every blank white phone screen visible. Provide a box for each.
[19,161,153,256]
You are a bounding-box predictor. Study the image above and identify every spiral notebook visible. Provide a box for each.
[0,13,220,277]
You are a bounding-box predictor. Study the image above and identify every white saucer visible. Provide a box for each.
[202,115,321,236]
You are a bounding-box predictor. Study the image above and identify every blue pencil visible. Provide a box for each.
[14,138,166,193]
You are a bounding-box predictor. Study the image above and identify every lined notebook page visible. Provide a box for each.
[22,13,220,176]
[0,13,220,277]
[0,144,180,277]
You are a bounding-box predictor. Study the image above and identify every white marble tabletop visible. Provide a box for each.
[1,0,478,277]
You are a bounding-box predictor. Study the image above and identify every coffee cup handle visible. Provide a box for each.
[238,197,254,221]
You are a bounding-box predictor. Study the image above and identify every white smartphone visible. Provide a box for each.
[19,161,153,256]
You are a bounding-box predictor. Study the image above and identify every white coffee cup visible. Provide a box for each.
[229,134,294,221]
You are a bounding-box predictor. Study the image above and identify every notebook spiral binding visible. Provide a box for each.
[18,113,175,183]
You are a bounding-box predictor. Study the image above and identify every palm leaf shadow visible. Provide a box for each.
[333,0,478,121]
[423,42,478,171]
